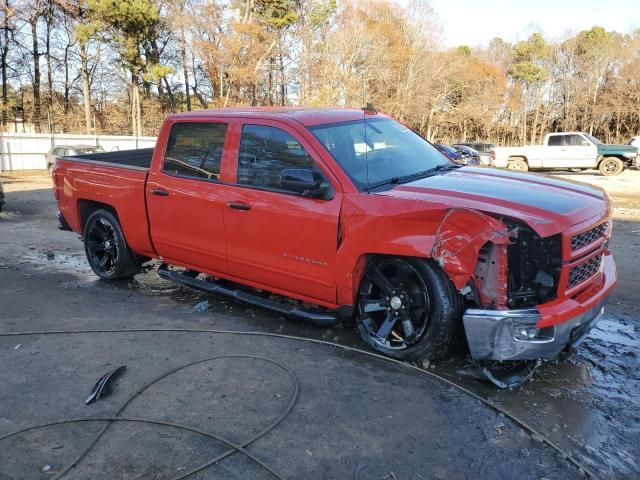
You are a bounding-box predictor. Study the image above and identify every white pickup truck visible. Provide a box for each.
[492,132,638,176]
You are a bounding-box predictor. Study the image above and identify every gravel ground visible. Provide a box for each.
[0,168,638,479]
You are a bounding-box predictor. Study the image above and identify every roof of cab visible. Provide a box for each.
[167,107,385,127]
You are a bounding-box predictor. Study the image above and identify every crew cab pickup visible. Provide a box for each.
[492,132,638,176]
[53,108,616,363]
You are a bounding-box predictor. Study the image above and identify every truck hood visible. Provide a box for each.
[378,167,610,237]
[598,144,638,154]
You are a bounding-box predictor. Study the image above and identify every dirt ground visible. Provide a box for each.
[0,167,638,479]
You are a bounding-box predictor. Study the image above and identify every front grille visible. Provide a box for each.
[571,223,608,251]
[568,255,602,288]
[504,219,562,309]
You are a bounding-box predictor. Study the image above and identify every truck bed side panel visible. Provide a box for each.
[67,148,154,169]
[56,160,156,257]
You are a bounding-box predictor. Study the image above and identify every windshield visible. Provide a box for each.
[583,133,602,145]
[309,118,450,191]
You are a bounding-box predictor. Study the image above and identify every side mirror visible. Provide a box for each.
[280,168,332,199]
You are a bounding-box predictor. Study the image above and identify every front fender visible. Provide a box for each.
[335,194,513,306]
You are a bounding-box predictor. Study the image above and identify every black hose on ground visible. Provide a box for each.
[0,327,598,479]
[0,353,298,480]
[0,417,285,479]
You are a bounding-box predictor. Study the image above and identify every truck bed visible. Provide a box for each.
[55,149,156,258]
[63,148,154,170]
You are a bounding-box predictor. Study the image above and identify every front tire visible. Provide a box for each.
[599,157,624,176]
[356,257,461,362]
[83,209,140,280]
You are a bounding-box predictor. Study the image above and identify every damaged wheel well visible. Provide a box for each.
[347,208,560,312]
[431,208,513,295]
[350,253,462,307]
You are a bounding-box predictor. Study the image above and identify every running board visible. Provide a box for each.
[158,264,340,327]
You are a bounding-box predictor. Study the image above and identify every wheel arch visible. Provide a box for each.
[508,155,529,164]
[597,154,627,165]
[77,199,120,233]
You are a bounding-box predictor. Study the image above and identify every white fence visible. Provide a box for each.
[0,132,158,171]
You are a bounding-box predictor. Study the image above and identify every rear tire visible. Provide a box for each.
[507,158,529,171]
[598,156,624,176]
[83,209,141,280]
[356,257,461,362]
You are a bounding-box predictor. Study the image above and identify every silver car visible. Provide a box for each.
[46,144,104,175]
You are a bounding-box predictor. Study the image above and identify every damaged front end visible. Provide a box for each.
[433,210,608,364]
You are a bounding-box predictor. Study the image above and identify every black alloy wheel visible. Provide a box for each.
[83,209,141,280]
[86,217,120,276]
[358,258,430,351]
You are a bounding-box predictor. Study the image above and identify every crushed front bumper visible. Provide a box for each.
[463,249,616,361]
[463,300,606,360]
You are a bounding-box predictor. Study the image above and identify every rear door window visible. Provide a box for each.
[237,124,316,193]
[163,122,228,180]
[547,135,563,146]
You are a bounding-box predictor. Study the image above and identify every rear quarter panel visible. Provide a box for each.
[55,159,155,257]
[493,145,546,168]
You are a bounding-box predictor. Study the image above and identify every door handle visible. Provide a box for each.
[151,189,169,196]
[226,201,251,211]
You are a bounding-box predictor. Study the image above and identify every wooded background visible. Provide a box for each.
[1,0,639,145]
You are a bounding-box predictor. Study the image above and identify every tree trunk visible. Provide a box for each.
[136,84,142,136]
[130,72,137,137]
[162,77,175,110]
[278,36,285,106]
[1,0,9,127]
[31,18,42,132]
[179,30,191,111]
[267,57,273,106]
[132,66,142,136]
[530,86,541,144]
[426,108,435,141]
[521,86,528,144]
[63,42,70,115]
[45,2,53,133]
[589,80,599,135]
[80,43,91,135]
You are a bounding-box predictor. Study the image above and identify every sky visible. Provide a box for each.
[428,0,639,47]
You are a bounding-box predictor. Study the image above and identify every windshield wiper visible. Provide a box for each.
[366,163,461,191]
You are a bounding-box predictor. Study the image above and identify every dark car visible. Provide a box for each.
[451,145,482,165]
[46,144,104,175]
[435,144,479,165]
[0,176,4,213]
[434,144,464,162]
[454,142,495,165]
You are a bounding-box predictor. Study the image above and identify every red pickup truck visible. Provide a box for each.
[53,108,616,363]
